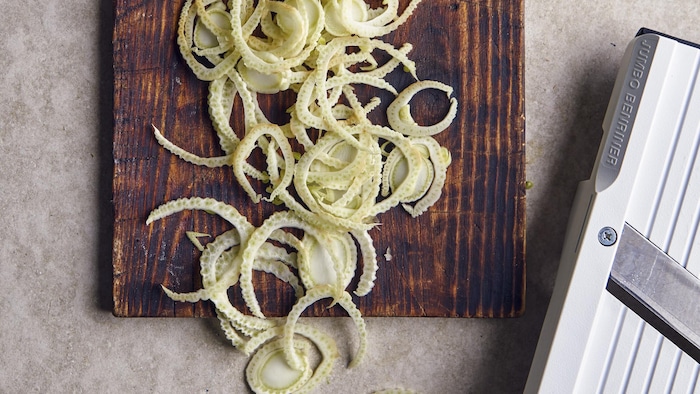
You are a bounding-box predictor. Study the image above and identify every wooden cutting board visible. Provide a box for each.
[112,0,525,318]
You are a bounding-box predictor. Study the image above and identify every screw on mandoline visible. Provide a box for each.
[598,227,617,246]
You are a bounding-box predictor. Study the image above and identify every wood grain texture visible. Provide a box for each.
[112,0,525,318]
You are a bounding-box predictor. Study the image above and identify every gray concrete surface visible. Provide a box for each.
[1,1,699,393]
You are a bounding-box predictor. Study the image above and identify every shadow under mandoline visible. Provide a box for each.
[467,57,619,393]
[96,0,115,313]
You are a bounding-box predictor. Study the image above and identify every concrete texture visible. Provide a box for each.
[1,1,699,393]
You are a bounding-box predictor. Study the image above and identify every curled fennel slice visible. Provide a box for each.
[387,80,458,137]
[246,338,313,393]
[282,286,367,371]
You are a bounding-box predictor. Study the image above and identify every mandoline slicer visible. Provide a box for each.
[526,29,700,393]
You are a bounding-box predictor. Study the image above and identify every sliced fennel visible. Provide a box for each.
[149,0,459,392]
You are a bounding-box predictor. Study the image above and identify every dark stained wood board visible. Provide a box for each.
[112,0,525,318]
